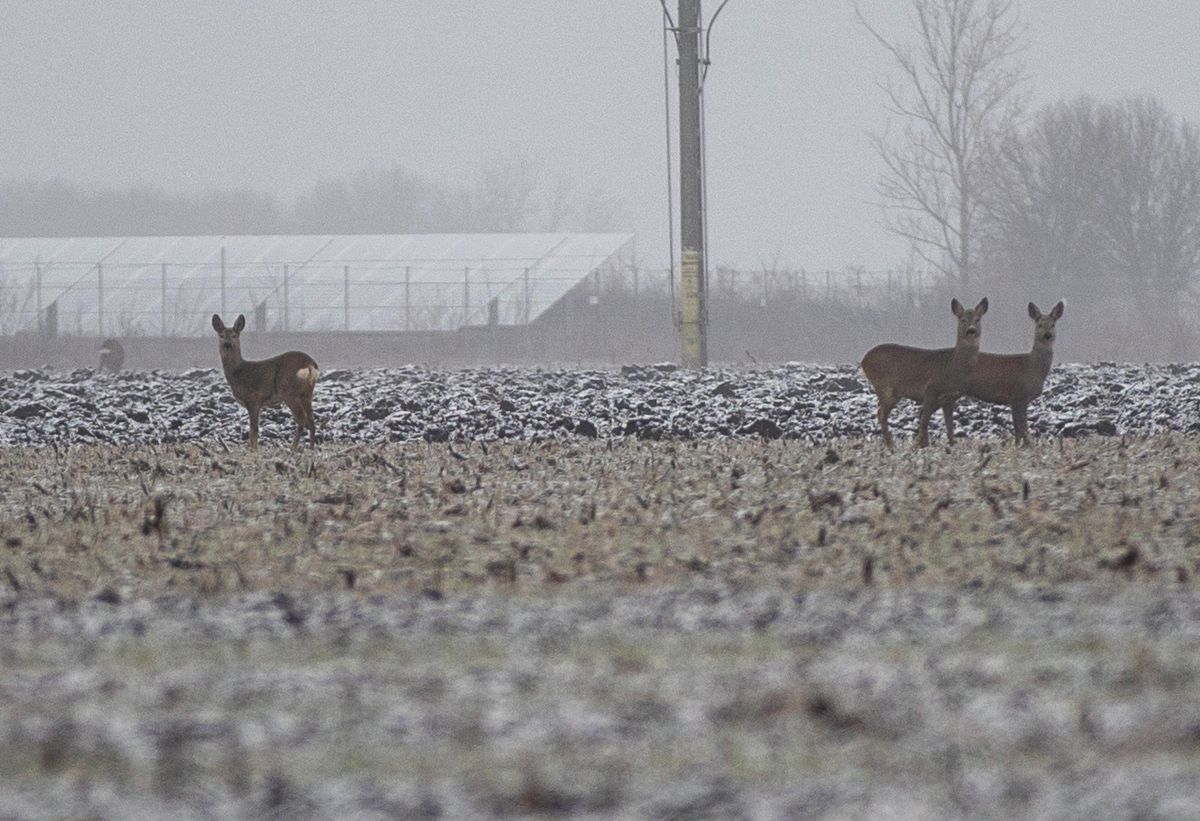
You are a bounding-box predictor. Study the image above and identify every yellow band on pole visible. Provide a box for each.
[680,247,702,366]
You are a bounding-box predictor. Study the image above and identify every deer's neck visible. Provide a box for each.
[220,350,245,377]
[952,337,980,369]
[1029,341,1054,377]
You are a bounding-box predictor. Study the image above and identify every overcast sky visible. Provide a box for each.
[3,1,1199,270]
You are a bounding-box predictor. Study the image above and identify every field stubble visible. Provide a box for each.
[0,436,1197,598]
[4,436,1200,817]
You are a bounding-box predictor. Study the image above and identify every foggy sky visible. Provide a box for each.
[3,1,1199,270]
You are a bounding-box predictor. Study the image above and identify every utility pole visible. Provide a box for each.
[677,0,707,366]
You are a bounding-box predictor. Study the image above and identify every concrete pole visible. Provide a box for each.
[678,0,707,366]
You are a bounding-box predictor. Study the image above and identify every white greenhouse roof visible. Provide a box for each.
[0,233,634,336]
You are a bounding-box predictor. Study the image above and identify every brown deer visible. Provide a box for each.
[211,314,320,450]
[950,300,1064,446]
[860,297,989,448]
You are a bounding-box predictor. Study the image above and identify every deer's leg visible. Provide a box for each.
[285,399,306,451]
[305,394,317,447]
[247,404,261,450]
[916,395,939,448]
[916,400,936,446]
[876,392,896,448]
[1012,401,1030,446]
[942,399,957,445]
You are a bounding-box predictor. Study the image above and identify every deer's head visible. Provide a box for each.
[951,297,988,345]
[1028,301,1064,347]
[211,314,246,364]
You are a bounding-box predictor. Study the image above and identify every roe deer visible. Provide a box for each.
[211,314,320,450]
[951,300,1064,446]
[860,297,989,448]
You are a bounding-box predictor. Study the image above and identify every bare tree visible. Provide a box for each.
[979,96,1113,292]
[1101,97,1200,312]
[858,0,1027,284]
[0,161,624,238]
[469,156,539,232]
[979,95,1200,358]
[541,173,624,232]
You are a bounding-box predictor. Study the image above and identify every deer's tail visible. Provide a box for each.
[297,364,320,389]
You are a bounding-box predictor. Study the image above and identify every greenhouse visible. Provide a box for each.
[0,233,635,337]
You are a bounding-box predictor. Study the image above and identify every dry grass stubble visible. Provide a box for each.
[1,435,1198,600]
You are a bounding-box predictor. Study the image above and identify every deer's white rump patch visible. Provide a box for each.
[298,366,320,387]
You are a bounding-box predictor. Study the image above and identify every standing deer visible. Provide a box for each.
[950,300,1064,446]
[211,314,320,450]
[860,297,989,448]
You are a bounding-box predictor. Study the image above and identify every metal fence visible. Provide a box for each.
[592,264,939,312]
[0,257,939,338]
[0,261,620,337]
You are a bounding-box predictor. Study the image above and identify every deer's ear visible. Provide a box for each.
[975,297,988,316]
[212,314,225,333]
[951,298,964,317]
[1050,300,1064,320]
[233,314,246,333]
[1028,302,1041,320]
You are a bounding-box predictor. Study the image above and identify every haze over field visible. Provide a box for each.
[3,1,1199,270]
[6,6,1200,815]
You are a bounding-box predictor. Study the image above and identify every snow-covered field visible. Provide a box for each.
[3,365,1200,817]
[5,584,1200,819]
[2,361,1197,447]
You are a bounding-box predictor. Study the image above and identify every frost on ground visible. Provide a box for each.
[3,586,1200,819]
[1,361,1198,447]
[3,361,1200,818]
[1,436,1197,597]
[0,436,1199,816]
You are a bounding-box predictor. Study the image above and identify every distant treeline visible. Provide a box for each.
[549,263,1187,364]
[973,95,1200,361]
[0,159,622,237]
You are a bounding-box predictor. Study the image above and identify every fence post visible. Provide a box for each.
[283,264,289,332]
[220,246,226,318]
[97,262,104,336]
[463,266,470,328]
[523,267,531,324]
[34,262,42,334]
[343,265,350,331]
[405,266,412,331]
[161,262,167,336]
